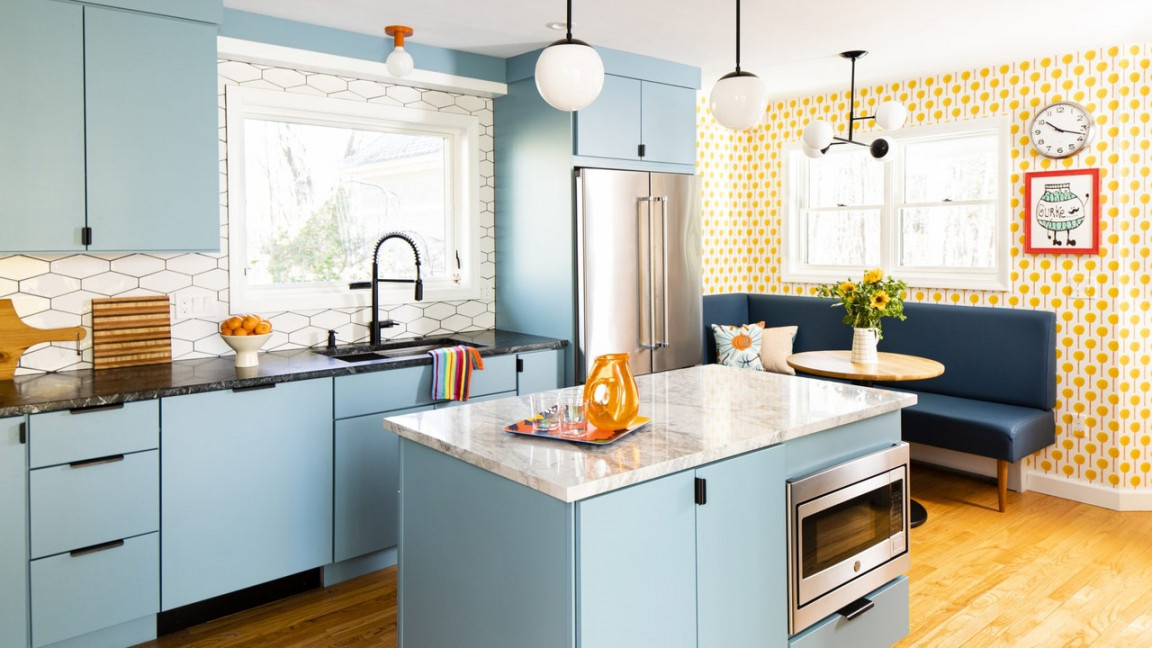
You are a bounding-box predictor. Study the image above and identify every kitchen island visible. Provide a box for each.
[383,364,916,648]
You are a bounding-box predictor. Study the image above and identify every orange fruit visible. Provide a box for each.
[241,315,260,331]
[231,327,250,336]
[220,321,231,334]
[254,321,272,335]
[223,316,242,332]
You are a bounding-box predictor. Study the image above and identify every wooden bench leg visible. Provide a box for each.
[997,460,1009,512]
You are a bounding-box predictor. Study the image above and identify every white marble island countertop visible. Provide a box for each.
[382,364,917,502]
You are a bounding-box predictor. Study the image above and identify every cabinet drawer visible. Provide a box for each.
[30,449,158,559]
[31,531,159,648]
[335,366,434,419]
[788,576,909,648]
[469,354,516,397]
[30,399,158,468]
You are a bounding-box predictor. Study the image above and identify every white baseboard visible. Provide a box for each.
[1026,471,1152,511]
[910,442,1152,511]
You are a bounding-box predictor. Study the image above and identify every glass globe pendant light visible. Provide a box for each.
[709,0,769,131]
[535,0,604,111]
[385,25,415,77]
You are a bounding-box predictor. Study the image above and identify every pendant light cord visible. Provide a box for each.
[566,0,573,41]
[848,54,857,141]
[735,0,742,74]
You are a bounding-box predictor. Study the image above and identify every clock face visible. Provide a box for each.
[1030,102,1094,159]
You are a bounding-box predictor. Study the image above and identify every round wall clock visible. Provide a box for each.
[1029,101,1094,159]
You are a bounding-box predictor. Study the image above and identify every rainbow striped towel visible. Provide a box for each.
[429,345,485,401]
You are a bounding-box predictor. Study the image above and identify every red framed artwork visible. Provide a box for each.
[1024,168,1100,254]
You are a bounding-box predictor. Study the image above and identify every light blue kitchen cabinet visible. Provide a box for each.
[25,400,161,648]
[788,576,909,648]
[574,76,697,167]
[516,349,563,395]
[0,0,86,252]
[160,378,334,611]
[398,438,786,648]
[333,406,427,563]
[576,469,698,648]
[1,417,28,648]
[0,0,220,253]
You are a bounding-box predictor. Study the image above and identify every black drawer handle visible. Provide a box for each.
[232,383,276,393]
[68,402,124,415]
[837,597,875,621]
[69,539,124,558]
[68,454,125,469]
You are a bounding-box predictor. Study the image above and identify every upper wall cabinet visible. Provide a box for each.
[0,0,221,253]
[574,76,697,167]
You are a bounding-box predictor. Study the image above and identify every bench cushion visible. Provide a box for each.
[897,390,1056,463]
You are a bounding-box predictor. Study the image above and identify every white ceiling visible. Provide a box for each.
[224,0,1152,98]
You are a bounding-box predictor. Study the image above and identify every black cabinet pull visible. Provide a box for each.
[69,454,125,469]
[637,143,646,158]
[18,422,26,445]
[68,402,124,415]
[694,477,707,505]
[516,358,524,373]
[70,538,124,558]
[837,597,875,621]
[232,383,276,393]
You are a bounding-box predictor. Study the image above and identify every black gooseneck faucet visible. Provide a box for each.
[349,232,423,346]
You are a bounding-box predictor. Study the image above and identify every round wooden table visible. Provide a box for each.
[786,350,945,529]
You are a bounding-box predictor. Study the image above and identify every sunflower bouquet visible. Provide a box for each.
[815,269,908,338]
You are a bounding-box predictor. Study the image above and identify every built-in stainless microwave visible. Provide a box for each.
[787,443,911,635]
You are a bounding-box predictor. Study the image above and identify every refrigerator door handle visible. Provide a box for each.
[656,196,670,349]
[637,196,657,351]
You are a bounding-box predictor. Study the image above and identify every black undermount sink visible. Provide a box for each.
[316,337,484,364]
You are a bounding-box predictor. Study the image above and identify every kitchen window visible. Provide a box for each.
[225,85,481,311]
[782,118,1009,291]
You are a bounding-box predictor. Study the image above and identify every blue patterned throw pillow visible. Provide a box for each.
[711,322,765,371]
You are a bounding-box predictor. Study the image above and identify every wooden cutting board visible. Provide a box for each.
[91,296,172,370]
[0,299,87,380]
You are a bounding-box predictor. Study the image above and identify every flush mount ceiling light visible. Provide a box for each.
[709,0,769,131]
[535,0,604,111]
[385,25,415,77]
[801,51,908,160]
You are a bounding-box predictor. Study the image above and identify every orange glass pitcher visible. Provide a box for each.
[583,353,639,431]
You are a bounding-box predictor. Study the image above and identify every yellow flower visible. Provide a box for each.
[871,291,890,311]
[863,269,884,284]
[838,282,856,297]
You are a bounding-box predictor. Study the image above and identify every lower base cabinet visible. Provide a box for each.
[1,417,28,648]
[788,576,909,648]
[160,378,333,611]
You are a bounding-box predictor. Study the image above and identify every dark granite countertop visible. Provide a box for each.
[0,330,566,417]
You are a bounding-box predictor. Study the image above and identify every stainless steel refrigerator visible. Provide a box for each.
[576,168,703,380]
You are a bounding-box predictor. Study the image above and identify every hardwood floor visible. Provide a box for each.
[137,464,1152,648]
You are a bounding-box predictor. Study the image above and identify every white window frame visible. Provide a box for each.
[782,117,1010,291]
[225,85,482,312]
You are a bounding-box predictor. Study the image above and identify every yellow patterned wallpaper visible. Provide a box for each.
[698,44,1152,490]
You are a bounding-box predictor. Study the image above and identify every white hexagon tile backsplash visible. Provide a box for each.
[0,58,496,376]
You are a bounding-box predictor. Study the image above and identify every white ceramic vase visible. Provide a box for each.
[851,327,879,364]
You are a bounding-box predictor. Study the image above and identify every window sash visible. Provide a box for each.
[225,85,482,312]
[783,118,1010,291]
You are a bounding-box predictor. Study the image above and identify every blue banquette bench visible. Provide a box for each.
[703,293,1058,512]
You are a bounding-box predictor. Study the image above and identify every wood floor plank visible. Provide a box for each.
[136,466,1152,648]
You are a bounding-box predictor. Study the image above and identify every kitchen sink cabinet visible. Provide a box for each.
[1,417,28,648]
[160,378,334,611]
[0,0,219,253]
[333,350,560,565]
[574,76,697,167]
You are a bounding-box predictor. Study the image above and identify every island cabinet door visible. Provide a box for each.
[696,445,787,648]
[576,472,698,648]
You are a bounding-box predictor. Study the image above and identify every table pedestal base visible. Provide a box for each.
[910,499,927,528]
